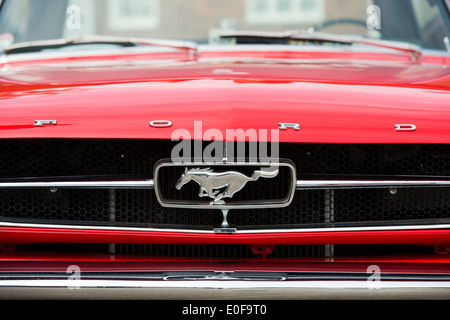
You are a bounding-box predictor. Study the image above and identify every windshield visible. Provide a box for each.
[0,0,449,52]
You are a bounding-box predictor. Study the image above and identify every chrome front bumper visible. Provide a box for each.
[1,271,450,299]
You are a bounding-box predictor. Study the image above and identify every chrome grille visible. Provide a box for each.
[0,139,450,230]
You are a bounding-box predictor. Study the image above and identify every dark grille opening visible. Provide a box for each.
[334,188,450,223]
[0,139,450,231]
[114,190,222,228]
[281,143,450,177]
[115,243,326,259]
[0,189,224,229]
[0,139,177,179]
[0,189,110,223]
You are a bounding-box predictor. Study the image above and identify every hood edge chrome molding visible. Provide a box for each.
[0,221,449,234]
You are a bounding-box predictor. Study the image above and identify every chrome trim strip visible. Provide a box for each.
[0,180,154,189]
[236,223,450,233]
[296,180,450,189]
[0,221,449,234]
[0,221,212,233]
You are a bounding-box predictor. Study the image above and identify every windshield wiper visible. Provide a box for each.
[219,30,422,62]
[2,34,198,56]
[220,30,354,45]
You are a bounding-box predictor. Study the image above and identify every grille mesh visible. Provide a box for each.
[1,139,450,178]
[115,243,325,259]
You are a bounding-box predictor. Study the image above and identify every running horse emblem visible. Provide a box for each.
[175,167,279,205]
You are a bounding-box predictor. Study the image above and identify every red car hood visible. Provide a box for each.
[1,50,450,143]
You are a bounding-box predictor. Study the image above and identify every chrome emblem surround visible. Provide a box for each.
[154,159,296,210]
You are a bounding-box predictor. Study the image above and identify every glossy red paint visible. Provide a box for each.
[1,48,450,247]
[0,48,449,144]
[1,225,449,247]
